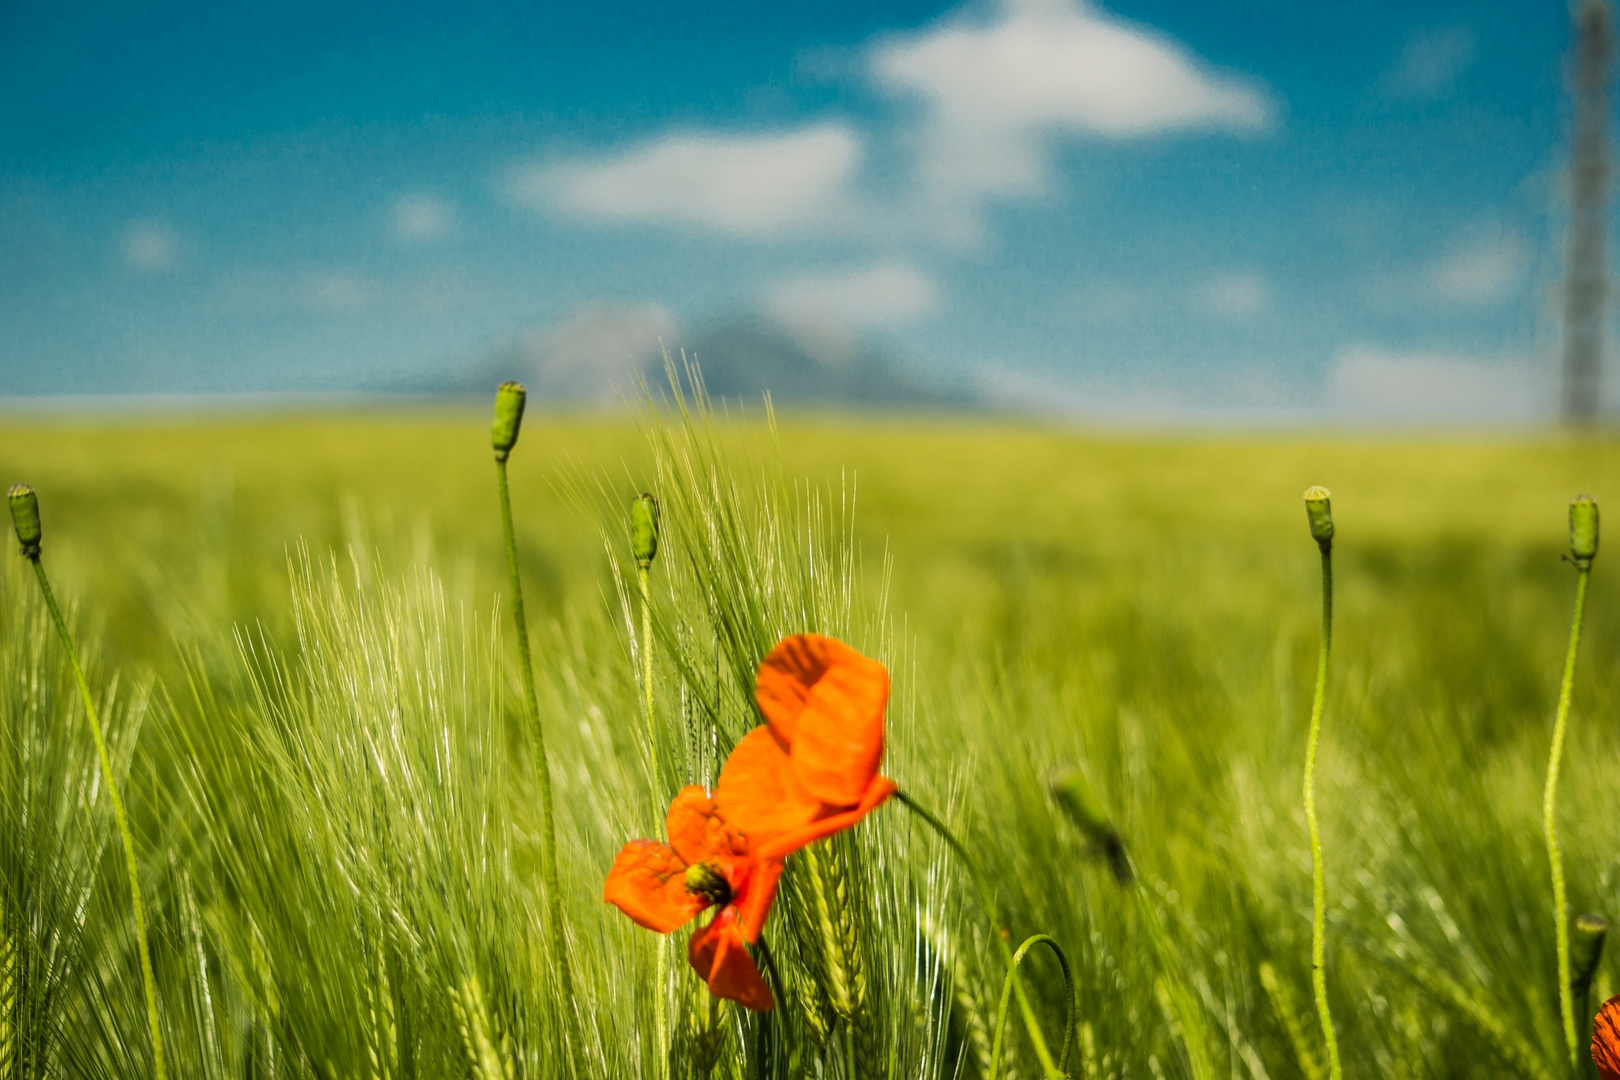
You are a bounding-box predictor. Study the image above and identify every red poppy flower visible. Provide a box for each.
[1596,993,1620,1080]
[715,634,898,861]
[603,786,781,1011]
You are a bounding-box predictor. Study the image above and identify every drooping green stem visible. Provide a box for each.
[1303,545,1342,1080]
[990,935,1075,1080]
[895,790,1071,1078]
[29,558,166,1080]
[494,458,574,1006]
[1545,566,1590,1064]
[640,564,657,779]
[755,936,798,1076]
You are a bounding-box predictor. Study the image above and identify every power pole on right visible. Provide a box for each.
[1563,0,1615,425]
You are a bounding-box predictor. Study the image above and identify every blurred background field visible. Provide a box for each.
[4,408,1620,1075]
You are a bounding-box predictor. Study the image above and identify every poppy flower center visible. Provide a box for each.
[684,862,732,906]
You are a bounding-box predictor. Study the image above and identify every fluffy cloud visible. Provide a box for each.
[121,220,178,272]
[1429,231,1529,305]
[764,263,938,356]
[391,194,456,242]
[872,0,1270,207]
[509,125,861,236]
[1329,345,1546,422]
[1380,26,1476,102]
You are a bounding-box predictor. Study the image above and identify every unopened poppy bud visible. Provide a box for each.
[1571,495,1599,569]
[1574,913,1608,995]
[1303,487,1334,551]
[1049,766,1132,884]
[8,483,40,559]
[684,862,730,905]
[631,493,660,569]
[491,381,527,461]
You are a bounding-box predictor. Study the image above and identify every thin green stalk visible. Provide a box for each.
[895,790,1070,1078]
[640,564,657,778]
[1545,565,1590,1064]
[28,558,166,1080]
[494,458,574,1005]
[1303,543,1342,1080]
[990,935,1075,1080]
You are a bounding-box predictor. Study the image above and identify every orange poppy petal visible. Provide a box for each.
[665,785,748,867]
[755,634,868,744]
[714,727,821,850]
[689,913,775,1012]
[734,858,784,944]
[755,775,898,861]
[788,655,889,807]
[603,840,705,933]
[1595,994,1620,1080]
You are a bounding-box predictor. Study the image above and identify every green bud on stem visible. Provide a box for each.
[1570,495,1599,570]
[1049,765,1132,884]
[1304,486,1334,552]
[631,493,660,569]
[1573,913,1608,996]
[491,381,527,461]
[9,483,41,559]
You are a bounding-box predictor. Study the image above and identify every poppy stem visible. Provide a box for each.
[894,790,1071,1078]
[1303,540,1343,1080]
[1545,563,1591,1065]
[25,554,167,1080]
[640,563,657,779]
[989,935,1075,1080]
[755,936,795,1062]
[493,453,577,1042]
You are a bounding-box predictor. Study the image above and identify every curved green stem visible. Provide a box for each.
[494,459,576,1013]
[990,935,1076,1080]
[1303,545,1342,1080]
[30,558,166,1080]
[895,790,1070,1078]
[1545,566,1590,1065]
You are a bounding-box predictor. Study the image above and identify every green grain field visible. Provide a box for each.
[3,390,1619,1079]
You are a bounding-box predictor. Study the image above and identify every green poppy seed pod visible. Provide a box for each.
[684,862,730,905]
[491,381,527,461]
[1573,913,1608,995]
[1304,486,1334,552]
[631,493,660,569]
[1570,494,1599,569]
[1049,766,1132,884]
[8,483,40,559]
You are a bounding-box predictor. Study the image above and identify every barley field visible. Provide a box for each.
[2,386,1619,1079]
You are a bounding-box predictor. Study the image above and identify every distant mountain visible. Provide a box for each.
[420,304,975,408]
[675,319,973,408]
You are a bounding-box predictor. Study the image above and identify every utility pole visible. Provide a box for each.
[1563,0,1615,425]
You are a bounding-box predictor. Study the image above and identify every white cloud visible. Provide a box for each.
[1380,26,1476,102]
[764,263,938,356]
[391,194,456,242]
[1329,345,1546,422]
[1193,272,1270,318]
[500,303,676,401]
[872,0,1271,209]
[1429,231,1529,305]
[509,124,862,236]
[122,221,178,272]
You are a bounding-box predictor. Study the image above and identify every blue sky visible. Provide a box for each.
[0,0,1596,418]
